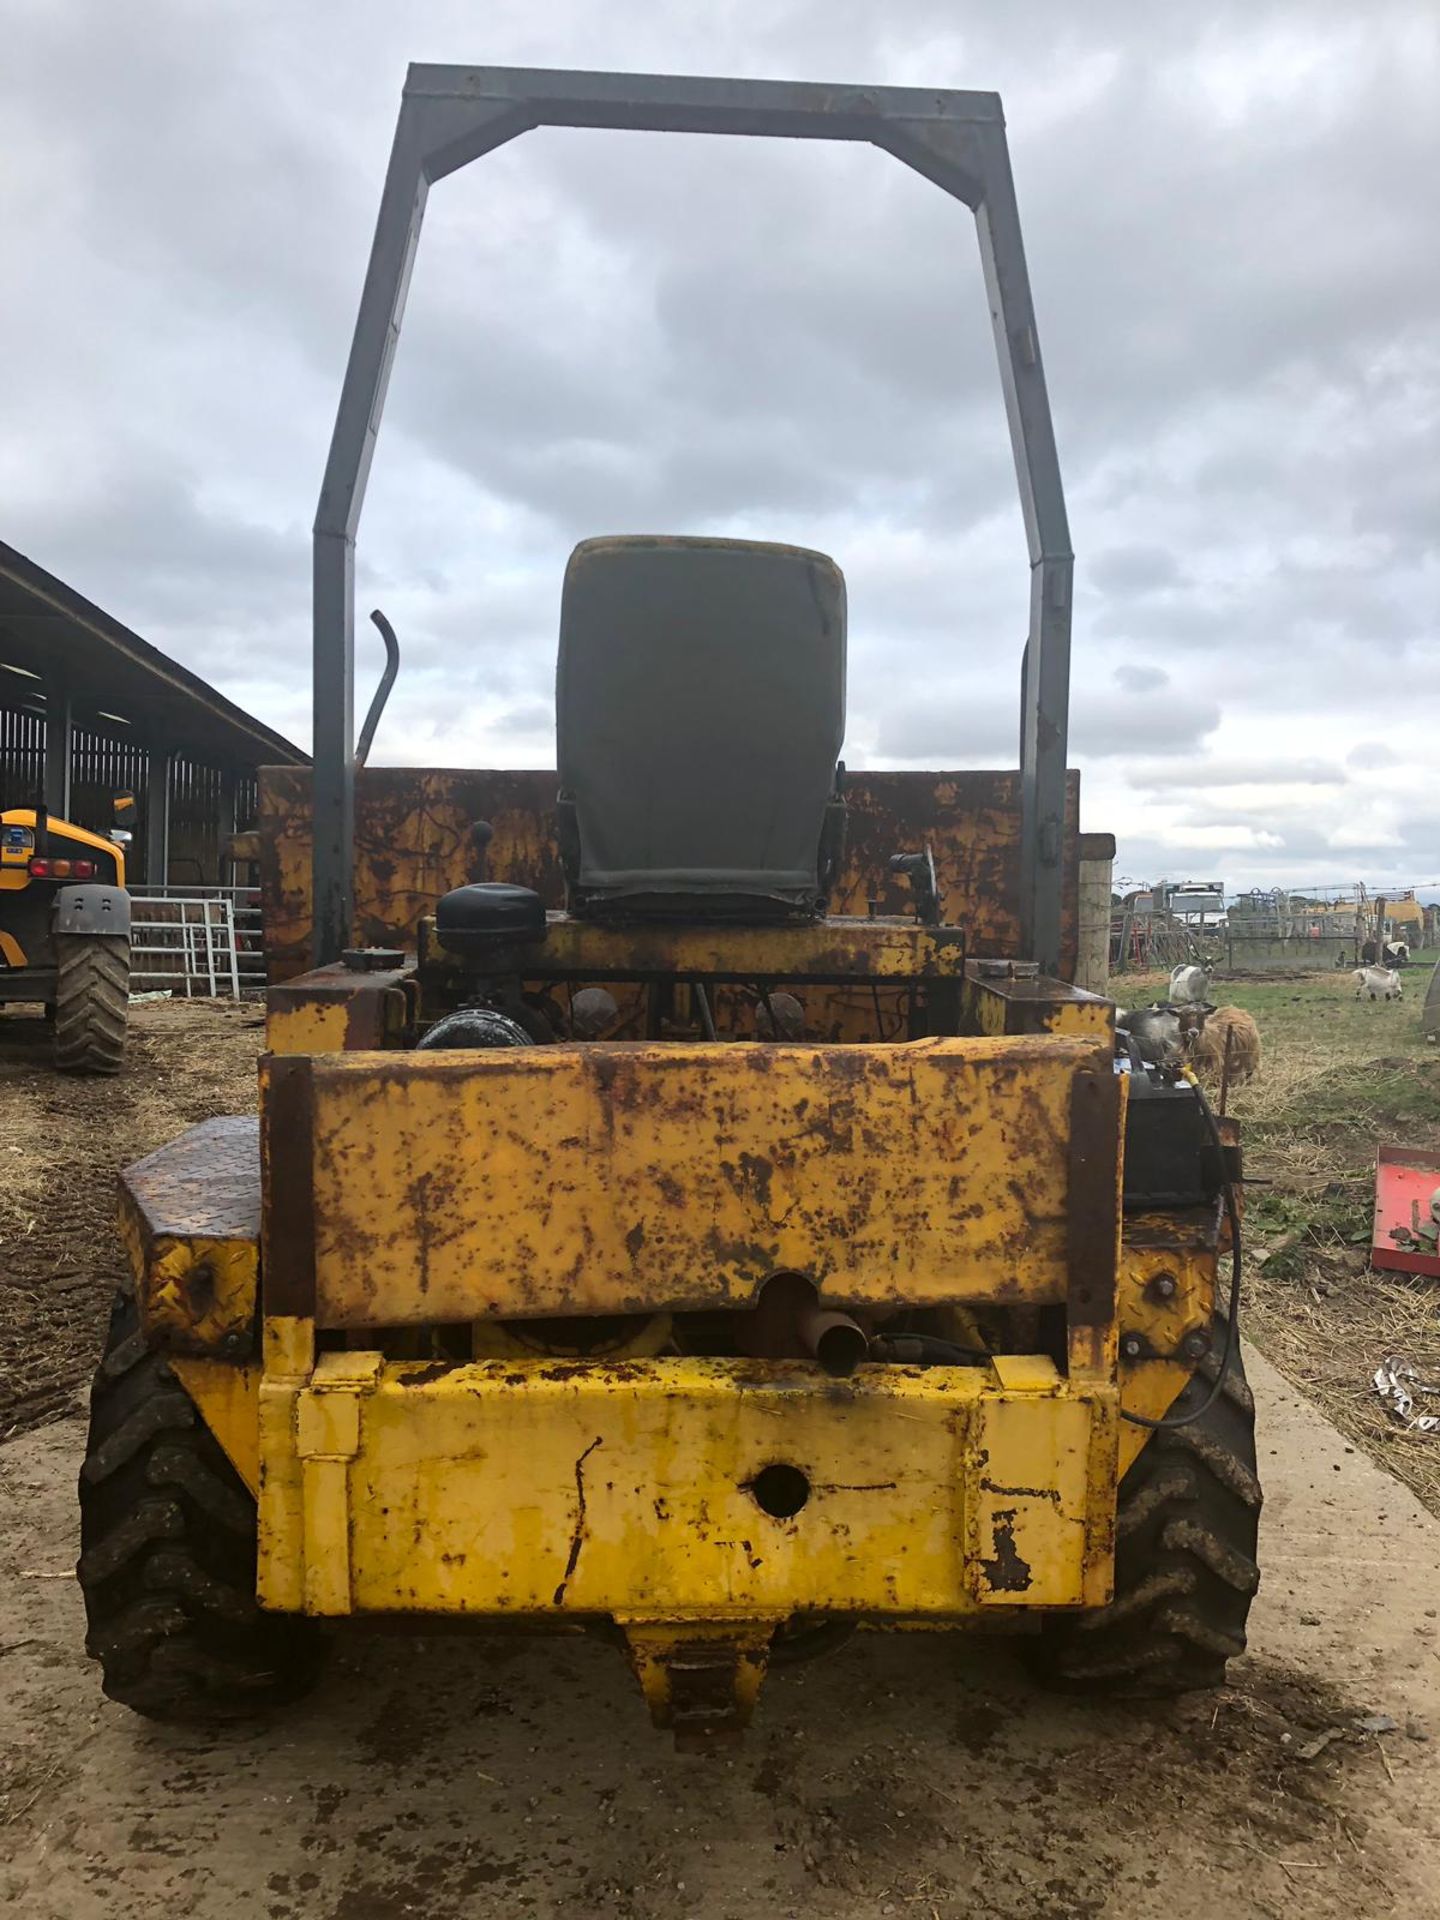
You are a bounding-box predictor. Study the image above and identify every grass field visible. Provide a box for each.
[1114,961,1440,1515]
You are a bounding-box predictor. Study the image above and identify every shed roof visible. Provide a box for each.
[0,539,306,769]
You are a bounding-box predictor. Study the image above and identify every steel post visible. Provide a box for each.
[145,744,171,887]
[43,662,71,819]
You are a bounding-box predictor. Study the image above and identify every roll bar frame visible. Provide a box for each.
[313,64,1073,969]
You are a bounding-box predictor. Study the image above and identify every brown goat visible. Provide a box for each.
[1186,1005,1262,1087]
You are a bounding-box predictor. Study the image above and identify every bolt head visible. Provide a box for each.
[1180,1328,1211,1360]
[1148,1272,1178,1302]
[1120,1333,1145,1360]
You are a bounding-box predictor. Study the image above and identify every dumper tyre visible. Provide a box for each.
[78,1291,322,1721]
[1031,1321,1261,1694]
[53,933,129,1075]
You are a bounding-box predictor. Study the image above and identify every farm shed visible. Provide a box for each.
[0,538,305,886]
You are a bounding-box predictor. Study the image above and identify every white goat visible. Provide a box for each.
[1354,966,1403,1002]
[1168,962,1213,1006]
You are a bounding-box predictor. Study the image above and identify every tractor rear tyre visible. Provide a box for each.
[53,932,129,1075]
[1032,1321,1261,1693]
[78,1291,322,1721]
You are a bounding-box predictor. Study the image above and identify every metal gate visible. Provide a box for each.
[128,887,264,998]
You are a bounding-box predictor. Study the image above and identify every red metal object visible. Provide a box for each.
[1372,1145,1440,1278]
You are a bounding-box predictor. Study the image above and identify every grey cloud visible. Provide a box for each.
[1091,549,1182,597]
[1126,756,1348,792]
[872,681,1219,765]
[0,0,1433,892]
[1114,664,1169,694]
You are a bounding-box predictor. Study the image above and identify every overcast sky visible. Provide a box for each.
[3,1,1436,895]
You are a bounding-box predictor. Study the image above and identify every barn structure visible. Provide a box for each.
[0,539,305,886]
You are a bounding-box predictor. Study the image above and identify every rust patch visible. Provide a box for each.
[980,1478,1061,1504]
[981,1511,1032,1593]
[1124,1203,1223,1251]
[1067,1064,1121,1331]
[261,1055,316,1317]
[394,1361,451,1387]
[183,1260,217,1316]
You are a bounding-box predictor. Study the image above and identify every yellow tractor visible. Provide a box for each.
[78,66,1259,1746]
[1,795,133,1073]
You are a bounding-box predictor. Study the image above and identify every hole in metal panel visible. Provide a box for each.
[750,1462,811,1520]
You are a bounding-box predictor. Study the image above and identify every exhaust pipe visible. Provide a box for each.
[795,1301,869,1378]
[357,608,401,768]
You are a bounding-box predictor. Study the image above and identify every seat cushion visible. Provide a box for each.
[556,535,845,918]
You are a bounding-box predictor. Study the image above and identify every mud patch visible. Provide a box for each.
[0,1000,261,1439]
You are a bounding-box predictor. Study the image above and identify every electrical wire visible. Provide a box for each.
[1120,1070,1243,1431]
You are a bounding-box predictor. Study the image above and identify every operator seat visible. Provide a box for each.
[556,535,847,921]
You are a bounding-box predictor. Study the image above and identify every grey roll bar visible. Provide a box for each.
[313,65,1074,970]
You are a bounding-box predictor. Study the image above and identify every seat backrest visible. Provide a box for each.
[556,535,846,919]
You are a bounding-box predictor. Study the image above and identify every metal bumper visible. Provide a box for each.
[258,1352,1116,1622]
[53,882,130,937]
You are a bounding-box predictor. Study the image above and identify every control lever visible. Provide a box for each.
[888,846,940,925]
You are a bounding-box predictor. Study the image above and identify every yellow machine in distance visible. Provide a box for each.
[1,795,133,1072]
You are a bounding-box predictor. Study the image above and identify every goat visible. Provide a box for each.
[1116,1005,1185,1069]
[1354,966,1403,1002]
[755,990,806,1040]
[570,986,622,1038]
[1168,962,1213,1006]
[1187,1005,1262,1086]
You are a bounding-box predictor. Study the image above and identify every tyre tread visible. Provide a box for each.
[78,1292,320,1721]
[1033,1320,1262,1695]
[54,934,129,1075]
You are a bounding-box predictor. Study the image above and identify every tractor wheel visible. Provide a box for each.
[77,1291,321,1721]
[1032,1322,1261,1693]
[53,933,129,1075]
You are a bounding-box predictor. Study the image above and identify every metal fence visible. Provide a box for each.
[128,887,264,998]
[1112,918,1429,977]
[1110,915,1207,973]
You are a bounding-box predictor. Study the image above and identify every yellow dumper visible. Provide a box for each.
[78,65,1259,1747]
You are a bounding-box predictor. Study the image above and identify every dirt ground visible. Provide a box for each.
[2,1350,1438,1918]
[0,998,262,1437]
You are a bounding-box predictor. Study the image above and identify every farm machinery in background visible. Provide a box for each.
[0,791,134,1072]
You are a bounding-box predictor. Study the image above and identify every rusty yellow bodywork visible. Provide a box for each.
[254,1350,1115,1619]
[295,1036,1101,1325]
[119,1117,260,1356]
[257,765,1084,982]
[122,987,1221,1686]
[115,773,1229,1740]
